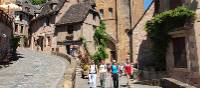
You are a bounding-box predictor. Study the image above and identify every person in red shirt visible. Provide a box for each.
[124,60,132,87]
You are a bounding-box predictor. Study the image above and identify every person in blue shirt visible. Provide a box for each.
[111,60,119,88]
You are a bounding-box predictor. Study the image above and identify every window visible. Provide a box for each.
[93,14,96,21]
[19,14,23,21]
[170,0,183,9]
[20,25,23,33]
[110,50,117,61]
[67,25,73,34]
[154,0,160,13]
[66,0,70,2]
[25,7,30,12]
[99,9,104,18]
[46,17,50,26]
[172,37,187,68]
[44,17,50,26]
[108,8,113,18]
[50,3,57,10]
[47,37,51,46]
[15,24,18,32]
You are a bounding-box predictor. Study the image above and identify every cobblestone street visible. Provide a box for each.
[0,48,69,88]
[75,67,162,88]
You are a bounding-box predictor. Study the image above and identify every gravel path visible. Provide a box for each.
[0,48,69,88]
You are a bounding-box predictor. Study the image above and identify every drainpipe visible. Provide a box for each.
[128,0,133,62]
[115,0,119,61]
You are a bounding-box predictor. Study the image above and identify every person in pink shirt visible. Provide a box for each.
[124,60,132,87]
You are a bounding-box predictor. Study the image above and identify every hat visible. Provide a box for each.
[112,60,116,63]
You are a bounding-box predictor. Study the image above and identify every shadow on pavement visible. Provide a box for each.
[0,52,24,68]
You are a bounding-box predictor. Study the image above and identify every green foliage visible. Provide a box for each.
[94,21,108,47]
[30,0,46,5]
[92,21,108,64]
[145,6,195,71]
[92,45,108,64]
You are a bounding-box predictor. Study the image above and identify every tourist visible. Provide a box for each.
[119,63,124,77]
[89,61,97,88]
[99,60,107,88]
[111,60,119,88]
[124,60,132,87]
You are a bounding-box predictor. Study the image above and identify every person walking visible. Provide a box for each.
[124,60,132,87]
[89,61,97,88]
[99,60,107,88]
[111,60,119,88]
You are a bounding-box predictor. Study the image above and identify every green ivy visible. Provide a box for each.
[30,0,46,5]
[145,6,195,71]
[92,21,108,64]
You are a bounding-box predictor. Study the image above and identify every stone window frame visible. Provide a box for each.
[108,8,113,18]
[20,25,24,33]
[168,29,191,71]
[47,36,51,47]
[99,9,104,19]
[15,24,18,32]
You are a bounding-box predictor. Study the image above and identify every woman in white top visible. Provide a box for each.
[99,60,107,88]
[89,61,97,88]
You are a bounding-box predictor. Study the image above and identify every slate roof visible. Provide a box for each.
[56,2,98,26]
[38,0,65,17]
[15,0,41,15]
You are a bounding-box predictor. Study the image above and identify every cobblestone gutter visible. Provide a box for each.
[63,59,77,88]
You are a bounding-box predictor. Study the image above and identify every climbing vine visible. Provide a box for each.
[145,6,195,71]
[30,0,46,5]
[92,21,108,64]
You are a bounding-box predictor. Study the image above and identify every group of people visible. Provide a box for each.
[88,59,135,88]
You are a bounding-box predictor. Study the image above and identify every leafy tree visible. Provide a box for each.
[92,21,108,64]
[30,0,46,5]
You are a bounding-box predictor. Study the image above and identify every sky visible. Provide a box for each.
[144,0,153,10]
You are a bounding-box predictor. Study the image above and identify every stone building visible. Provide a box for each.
[14,0,39,47]
[130,0,200,87]
[30,0,99,56]
[0,0,15,4]
[0,10,13,60]
[95,0,144,63]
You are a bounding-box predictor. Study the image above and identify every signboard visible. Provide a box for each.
[57,40,82,45]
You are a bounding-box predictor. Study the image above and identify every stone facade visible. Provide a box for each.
[130,0,200,87]
[30,1,99,58]
[95,0,144,63]
[0,0,15,4]
[14,1,38,47]
[0,10,13,60]
[131,2,154,68]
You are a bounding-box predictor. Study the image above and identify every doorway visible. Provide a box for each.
[172,37,187,68]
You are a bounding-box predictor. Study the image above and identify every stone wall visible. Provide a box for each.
[0,22,12,50]
[131,2,154,66]
[160,78,197,88]
[95,0,144,63]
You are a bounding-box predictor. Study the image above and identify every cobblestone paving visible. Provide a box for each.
[0,48,69,88]
[75,67,162,88]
